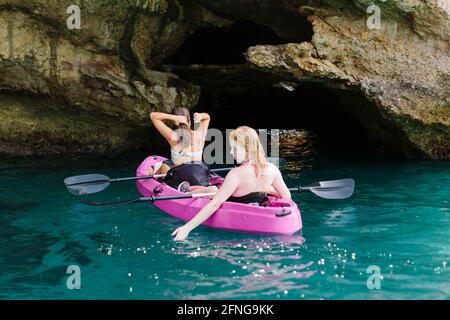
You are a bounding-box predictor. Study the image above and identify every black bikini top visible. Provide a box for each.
[227,192,268,204]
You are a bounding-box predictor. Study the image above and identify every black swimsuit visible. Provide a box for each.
[165,162,211,189]
[227,192,268,205]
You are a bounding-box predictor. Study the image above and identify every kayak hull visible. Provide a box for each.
[136,155,302,235]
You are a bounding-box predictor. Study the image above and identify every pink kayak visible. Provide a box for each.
[136,155,302,235]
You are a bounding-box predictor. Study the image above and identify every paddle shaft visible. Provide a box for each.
[289,186,345,192]
[66,167,231,187]
[147,192,216,202]
[82,192,217,206]
[112,174,166,182]
[116,167,231,182]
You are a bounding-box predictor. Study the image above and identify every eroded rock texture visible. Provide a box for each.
[0,0,449,158]
[0,0,228,155]
[244,0,450,159]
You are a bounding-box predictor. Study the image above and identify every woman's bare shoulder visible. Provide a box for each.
[224,167,244,184]
[229,166,244,175]
[229,165,251,177]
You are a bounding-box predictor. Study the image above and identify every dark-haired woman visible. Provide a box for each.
[149,107,217,194]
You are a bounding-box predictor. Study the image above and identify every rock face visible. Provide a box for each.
[0,0,448,158]
[0,0,228,156]
[244,0,450,159]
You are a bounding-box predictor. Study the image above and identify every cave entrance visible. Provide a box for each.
[163,19,371,156]
[195,82,370,148]
[165,20,311,65]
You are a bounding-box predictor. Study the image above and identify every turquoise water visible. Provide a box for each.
[1,147,449,299]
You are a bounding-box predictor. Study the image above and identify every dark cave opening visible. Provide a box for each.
[165,20,312,65]
[193,83,370,149]
[164,19,372,154]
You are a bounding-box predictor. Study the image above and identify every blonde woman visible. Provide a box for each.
[172,126,291,240]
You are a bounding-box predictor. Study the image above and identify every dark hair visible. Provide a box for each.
[172,107,192,147]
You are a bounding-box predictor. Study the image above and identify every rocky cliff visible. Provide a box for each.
[0,0,448,158]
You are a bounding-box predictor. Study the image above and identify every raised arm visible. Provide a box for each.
[150,112,187,146]
[193,112,211,141]
[172,170,239,241]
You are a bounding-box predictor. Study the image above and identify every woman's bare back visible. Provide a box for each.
[230,163,290,199]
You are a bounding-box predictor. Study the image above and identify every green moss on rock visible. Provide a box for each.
[389,113,450,160]
[0,92,150,156]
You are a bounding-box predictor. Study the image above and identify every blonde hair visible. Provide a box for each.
[229,126,268,178]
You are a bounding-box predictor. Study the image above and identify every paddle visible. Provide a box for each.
[64,167,233,196]
[289,179,355,199]
[80,179,354,207]
[82,192,217,206]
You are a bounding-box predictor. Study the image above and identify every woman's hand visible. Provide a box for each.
[170,171,238,241]
[193,112,201,123]
[172,225,192,241]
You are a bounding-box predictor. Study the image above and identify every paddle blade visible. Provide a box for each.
[64,174,111,195]
[309,179,355,199]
